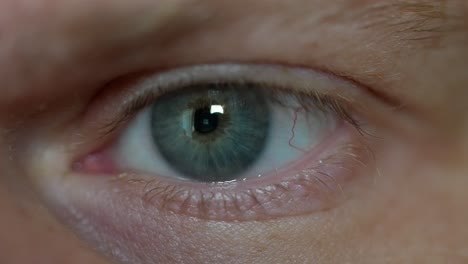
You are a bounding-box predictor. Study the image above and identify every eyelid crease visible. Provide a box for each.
[93,64,377,139]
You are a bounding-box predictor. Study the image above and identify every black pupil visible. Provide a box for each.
[194,107,220,134]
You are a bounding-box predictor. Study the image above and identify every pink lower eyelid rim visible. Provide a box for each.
[74,151,118,175]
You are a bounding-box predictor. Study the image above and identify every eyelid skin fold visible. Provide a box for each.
[78,64,375,146]
[62,63,378,221]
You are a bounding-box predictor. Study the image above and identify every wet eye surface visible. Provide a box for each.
[150,85,270,182]
[114,82,336,185]
[71,64,373,221]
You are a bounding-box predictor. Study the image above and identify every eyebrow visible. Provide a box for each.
[312,0,463,49]
[358,0,449,45]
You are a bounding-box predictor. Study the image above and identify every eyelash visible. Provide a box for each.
[110,140,372,221]
[75,64,376,221]
[98,81,366,139]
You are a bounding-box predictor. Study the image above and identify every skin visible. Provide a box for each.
[1,0,468,263]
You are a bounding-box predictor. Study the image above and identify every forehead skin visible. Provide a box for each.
[0,0,467,264]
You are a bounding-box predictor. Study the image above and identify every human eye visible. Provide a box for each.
[67,63,376,221]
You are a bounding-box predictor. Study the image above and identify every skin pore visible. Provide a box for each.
[1,0,468,263]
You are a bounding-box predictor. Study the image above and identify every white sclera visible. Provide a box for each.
[112,97,334,181]
[243,100,332,178]
[113,108,177,178]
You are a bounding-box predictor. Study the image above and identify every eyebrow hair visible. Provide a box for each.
[349,0,462,48]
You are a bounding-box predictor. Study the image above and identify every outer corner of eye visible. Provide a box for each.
[40,64,377,263]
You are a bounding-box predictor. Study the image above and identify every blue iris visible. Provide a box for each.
[150,84,271,182]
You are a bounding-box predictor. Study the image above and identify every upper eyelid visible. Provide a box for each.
[98,63,381,108]
[89,64,378,133]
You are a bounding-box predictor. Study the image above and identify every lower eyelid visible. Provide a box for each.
[73,119,371,221]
